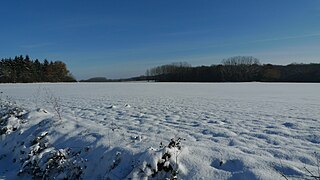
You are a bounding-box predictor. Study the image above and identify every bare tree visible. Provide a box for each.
[222,56,260,66]
[221,56,261,81]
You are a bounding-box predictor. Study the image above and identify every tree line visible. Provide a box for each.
[146,56,320,82]
[0,55,76,83]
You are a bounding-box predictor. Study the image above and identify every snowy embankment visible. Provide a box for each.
[0,83,319,179]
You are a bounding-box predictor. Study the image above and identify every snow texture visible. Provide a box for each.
[0,82,319,179]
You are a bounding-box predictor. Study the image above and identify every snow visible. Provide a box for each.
[0,82,319,179]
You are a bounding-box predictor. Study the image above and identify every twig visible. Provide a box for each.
[304,166,318,179]
[272,161,289,180]
[44,88,62,121]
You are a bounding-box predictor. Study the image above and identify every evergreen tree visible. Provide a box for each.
[0,55,76,83]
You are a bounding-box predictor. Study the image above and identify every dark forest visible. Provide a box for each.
[146,56,320,82]
[0,55,76,83]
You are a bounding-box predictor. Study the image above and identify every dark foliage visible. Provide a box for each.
[146,56,320,82]
[0,55,76,83]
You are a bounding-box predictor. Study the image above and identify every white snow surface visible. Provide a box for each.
[0,82,319,179]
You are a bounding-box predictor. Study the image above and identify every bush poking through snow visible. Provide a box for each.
[110,151,122,171]
[0,103,26,135]
[128,137,185,179]
[31,131,48,145]
[18,132,87,179]
[0,102,86,179]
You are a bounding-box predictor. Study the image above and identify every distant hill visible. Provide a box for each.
[80,76,148,82]
[79,77,109,82]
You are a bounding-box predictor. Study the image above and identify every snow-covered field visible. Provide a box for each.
[0,82,319,179]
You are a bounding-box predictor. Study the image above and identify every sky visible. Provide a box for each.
[0,0,320,80]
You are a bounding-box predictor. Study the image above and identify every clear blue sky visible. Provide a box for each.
[1,0,320,80]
